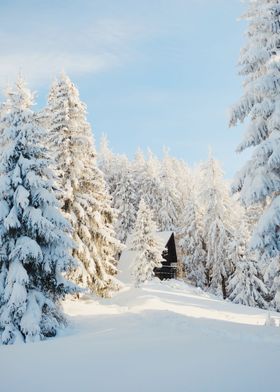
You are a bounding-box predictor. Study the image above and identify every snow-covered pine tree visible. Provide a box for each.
[229,0,280,310]
[0,101,5,120]
[178,196,207,288]
[98,135,129,197]
[157,150,181,231]
[199,156,237,298]
[112,160,140,244]
[271,271,280,311]
[245,203,264,233]
[131,147,146,199]
[170,157,192,209]
[0,100,8,138]
[138,150,163,228]
[98,134,113,184]
[98,134,118,195]
[228,257,268,308]
[130,199,164,286]
[134,148,146,171]
[47,73,121,297]
[244,201,276,298]
[98,137,139,243]
[0,78,77,345]
[227,221,268,309]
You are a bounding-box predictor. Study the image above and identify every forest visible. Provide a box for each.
[0,0,280,351]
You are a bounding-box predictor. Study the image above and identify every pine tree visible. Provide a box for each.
[227,222,268,308]
[172,158,192,207]
[244,202,276,299]
[138,150,163,228]
[157,151,181,231]
[98,134,113,185]
[0,79,77,345]
[112,161,140,244]
[0,101,8,138]
[98,134,119,195]
[46,74,121,297]
[199,156,237,298]
[272,270,280,311]
[134,148,146,171]
[230,0,280,309]
[130,200,164,286]
[98,135,129,197]
[178,196,207,288]
[228,258,268,308]
[0,101,5,119]
[98,137,139,243]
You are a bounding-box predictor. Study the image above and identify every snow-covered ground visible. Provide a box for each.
[1,280,280,392]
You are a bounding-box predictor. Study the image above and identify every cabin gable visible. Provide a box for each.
[154,233,178,280]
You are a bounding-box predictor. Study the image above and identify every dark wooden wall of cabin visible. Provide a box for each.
[154,233,177,280]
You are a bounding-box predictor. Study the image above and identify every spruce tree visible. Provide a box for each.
[230,0,280,308]
[98,135,127,196]
[99,143,144,243]
[130,200,164,286]
[199,156,237,298]
[98,134,113,187]
[228,258,268,308]
[172,158,192,208]
[157,151,181,231]
[138,150,163,228]
[0,79,77,344]
[47,74,121,297]
[178,196,207,288]
[112,161,140,244]
[227,221,268,308]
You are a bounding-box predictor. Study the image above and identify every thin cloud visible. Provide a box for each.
[0,52,120,87]
[0,18,151,87]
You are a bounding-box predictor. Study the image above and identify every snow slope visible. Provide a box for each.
[1,280,280,392]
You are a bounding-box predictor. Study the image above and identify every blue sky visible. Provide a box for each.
[0,0,248,177]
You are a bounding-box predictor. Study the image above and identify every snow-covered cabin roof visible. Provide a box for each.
[118,231,174,284]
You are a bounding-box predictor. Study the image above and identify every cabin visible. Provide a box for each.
[118,231,178,283]
[154,231,178,280]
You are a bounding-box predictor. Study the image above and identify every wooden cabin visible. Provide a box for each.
[118,231,178,283]
[154,232,178,280]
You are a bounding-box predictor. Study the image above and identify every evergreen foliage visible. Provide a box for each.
[0,79,77,344]
[199,156,237,298]
[157,152,181,231]
[230,0,280,309]
[227,221,268,308]
[178,196,206,288]
[130,200,164,286]
[112,162,140,243]
[47,74,121,297]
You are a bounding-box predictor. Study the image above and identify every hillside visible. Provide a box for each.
[1,280,280,392]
